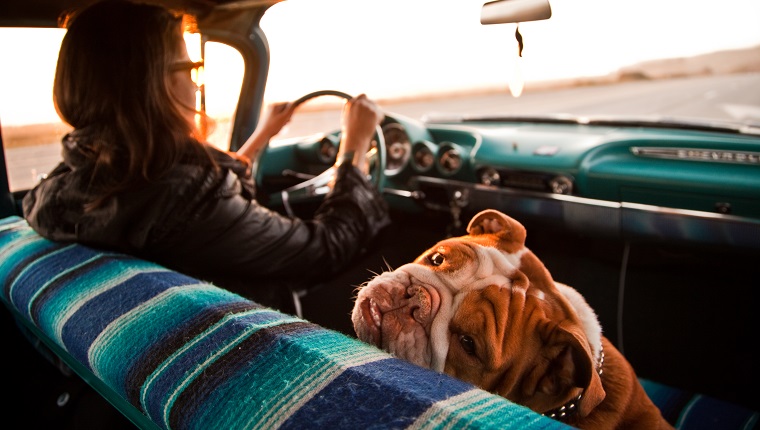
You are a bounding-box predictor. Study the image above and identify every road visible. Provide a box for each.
[6,72,760,191]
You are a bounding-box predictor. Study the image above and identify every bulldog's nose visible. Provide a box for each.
[407,285,432,323]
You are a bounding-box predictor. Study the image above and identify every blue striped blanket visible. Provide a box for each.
[0,216,566,430]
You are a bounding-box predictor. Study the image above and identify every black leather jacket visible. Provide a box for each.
[22,131,390,305]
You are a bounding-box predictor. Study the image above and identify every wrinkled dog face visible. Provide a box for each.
[352,209,532,373]
[351,233,526,372]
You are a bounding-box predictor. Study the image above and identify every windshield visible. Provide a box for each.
[261,0,760,131]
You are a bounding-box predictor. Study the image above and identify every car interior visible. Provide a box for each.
[1,0,759,428]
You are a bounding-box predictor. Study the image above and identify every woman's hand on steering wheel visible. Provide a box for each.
[336,94,384,172]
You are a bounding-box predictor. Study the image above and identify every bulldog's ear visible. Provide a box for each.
[540,325,605,417]
[466,209,527,247]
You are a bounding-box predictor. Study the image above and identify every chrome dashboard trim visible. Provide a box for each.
[630,146,760,164]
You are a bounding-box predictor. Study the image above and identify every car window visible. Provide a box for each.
[0,29,243,192]
[189,34,245,150]
[0,29,68,192]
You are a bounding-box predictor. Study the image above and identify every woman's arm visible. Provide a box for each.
[236,101,295,160]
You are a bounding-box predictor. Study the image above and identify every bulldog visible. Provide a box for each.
[352,209,672,429]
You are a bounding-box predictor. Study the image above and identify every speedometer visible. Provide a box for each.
[382,123,411,174]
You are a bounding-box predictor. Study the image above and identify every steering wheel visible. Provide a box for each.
[256,90,386,217]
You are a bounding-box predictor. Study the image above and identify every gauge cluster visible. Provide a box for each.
[373,118,577,198]
[382,120,469,178]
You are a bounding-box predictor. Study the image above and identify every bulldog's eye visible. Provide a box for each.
[428,252,445,266]
[459,334,476,355]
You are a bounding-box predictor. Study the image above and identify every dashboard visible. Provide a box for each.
[257,111,760,250]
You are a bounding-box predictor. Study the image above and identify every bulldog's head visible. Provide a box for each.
[352,209,605,416]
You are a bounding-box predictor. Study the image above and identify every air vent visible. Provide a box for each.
[478,168,574,195]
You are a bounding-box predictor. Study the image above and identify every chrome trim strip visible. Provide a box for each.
[620,201,743,220]
[630,147,760,164]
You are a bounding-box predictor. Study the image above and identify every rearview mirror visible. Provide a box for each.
[481,0,552,24]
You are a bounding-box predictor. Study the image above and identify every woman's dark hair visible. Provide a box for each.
[54,0,215,208]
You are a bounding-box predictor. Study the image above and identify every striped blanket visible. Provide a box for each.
[0,216,566,430]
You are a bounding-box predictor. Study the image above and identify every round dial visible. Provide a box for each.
[439,148,462,173]
[382,123,411,173]
[413,146,434,171]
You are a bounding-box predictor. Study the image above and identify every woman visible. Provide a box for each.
[22,0,390,311]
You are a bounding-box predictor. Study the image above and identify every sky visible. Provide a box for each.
[1,0,759,126]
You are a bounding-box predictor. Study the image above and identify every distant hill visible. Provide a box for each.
[617,45,760,80]
[520,45,760,91]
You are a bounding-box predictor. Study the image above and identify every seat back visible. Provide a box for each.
[0,216,565,430]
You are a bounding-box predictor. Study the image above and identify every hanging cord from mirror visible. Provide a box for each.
[515,24,524,57]
[508,24,526,97]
